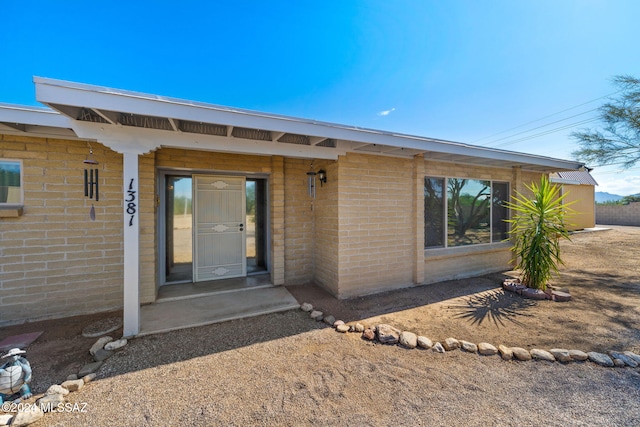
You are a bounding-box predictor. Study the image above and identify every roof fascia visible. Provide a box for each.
[34,77,585,171]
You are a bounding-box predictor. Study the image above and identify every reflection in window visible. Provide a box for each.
[424,177,509,249]
[0,160,22,205]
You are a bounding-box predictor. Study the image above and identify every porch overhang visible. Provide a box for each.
[31,77,586,173]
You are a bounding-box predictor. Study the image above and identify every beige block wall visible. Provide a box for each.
[283,159,314,285]
[562,184,595,230]
[334,153,414,298]
[0,135,126,326]
[313,160,339,295]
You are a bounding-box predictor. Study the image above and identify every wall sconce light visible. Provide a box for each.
[318,169,327,187]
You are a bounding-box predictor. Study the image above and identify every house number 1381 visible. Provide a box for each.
[126,178,137,226]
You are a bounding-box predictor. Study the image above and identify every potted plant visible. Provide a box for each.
[504,176,573,296]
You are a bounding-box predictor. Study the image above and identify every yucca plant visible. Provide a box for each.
[504,176,573,291]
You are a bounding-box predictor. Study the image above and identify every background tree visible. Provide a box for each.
[572,75,640,168]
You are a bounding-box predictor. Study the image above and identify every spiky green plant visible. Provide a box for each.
[504,176,573,291]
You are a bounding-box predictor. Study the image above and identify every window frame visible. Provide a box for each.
[0,159,24,207]
[424,175,510,250]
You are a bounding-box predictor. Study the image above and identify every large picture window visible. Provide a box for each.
[0,160,22,206]
[425,177,509,249]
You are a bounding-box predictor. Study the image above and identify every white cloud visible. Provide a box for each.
[377,107,396,117]
[592,171,640,196]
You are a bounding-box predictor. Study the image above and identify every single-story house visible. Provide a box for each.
[550,170,598,230]
[0,77,586,336]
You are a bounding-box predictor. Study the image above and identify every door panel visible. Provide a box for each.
[194,175,246,281]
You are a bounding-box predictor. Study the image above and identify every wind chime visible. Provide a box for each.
[83,145,99,220]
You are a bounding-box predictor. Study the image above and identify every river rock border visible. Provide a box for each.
[300,302,640,369]
[0,336,129,427]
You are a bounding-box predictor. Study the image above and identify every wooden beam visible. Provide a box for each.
[167,118,180,132]
[309,136,328,145]
[227,125,234,137]
[92,108,120,125]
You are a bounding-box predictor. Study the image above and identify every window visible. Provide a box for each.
[424,177,509,248]
[0,160,22,206]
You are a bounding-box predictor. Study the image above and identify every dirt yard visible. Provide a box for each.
[1,226,639,426]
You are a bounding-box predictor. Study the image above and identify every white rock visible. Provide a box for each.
[417,336,433,349]
[0,414,13,426]
[460,340,478,353]
[550,349,572,363]
[300,303,313,312]
[399,331,418,349]
[10,405,44,427]
[569,349,589,361]
[432,342,445,353]
[45,384,70,396]
[609,351,638,368]
[623,351,640,364]
[499,345,513,360]
[478,343,498,356]
[61,379,85,392]
[511,347,532,361]
[89,336,113,356]
[104,338,128,351]
[83,373,98,384]
[309,310,323,321]
[354,323,365,332]
[443,338,460,351]
[530,349,556,362]
[336,324,350,333]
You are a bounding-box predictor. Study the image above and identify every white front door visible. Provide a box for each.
[193,175,246,281]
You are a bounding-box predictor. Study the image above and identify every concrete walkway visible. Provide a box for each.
[138,286,300,336]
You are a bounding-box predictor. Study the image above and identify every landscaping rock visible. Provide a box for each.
[460,341,478,353]
[333,320,345,327]
[569,350,589,361]
[498,345,513,360]
[66,374,78,381]
[61,379,85,392]
[443,338,460,351]
[354,323,365,332]
[551,290,571,302]
[336,324,350,333]
[93,348,114,362]
[104,338,128,351]
[376,324,401,345]
[530,349,555,362]
[323,315,336,326]
[10,405,44,427]
[623,351,640,364]
[588,352,614,367]
[511,347,532,361]
[37,393,65,412]
[399,331,418,349]
[478,343,498,356]
[613,358,626,368]
[432,342,445,353]
[45,384,70,396]
[0,414,13,426]
[609,351,638,368]
[362,328,375,340]
[89,336,113,356]
[78,361,103,377]
[417,336,433,349]
[521,288,549,300]
[310,311,323,321]
[83,373,97,384]
[550,349,572,363]
[300,303,313,312]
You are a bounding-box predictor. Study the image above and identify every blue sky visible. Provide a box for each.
[2,0,639,195]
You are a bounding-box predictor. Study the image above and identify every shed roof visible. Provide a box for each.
[550,170,598,186]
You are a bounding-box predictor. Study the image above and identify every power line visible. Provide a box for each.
[492,117,600,148]
[472,90,620,144]
[483,110,599,147]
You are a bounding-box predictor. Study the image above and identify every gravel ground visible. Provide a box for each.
[3,225,639,426]
[36,313,640,426]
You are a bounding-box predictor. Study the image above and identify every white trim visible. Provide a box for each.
[122,152,140,337]
[33,77,585,171]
